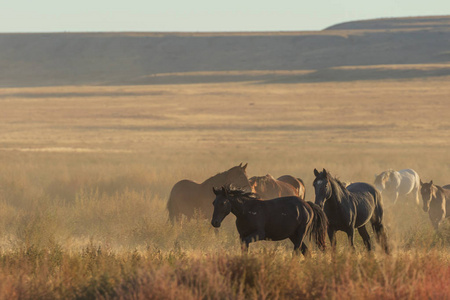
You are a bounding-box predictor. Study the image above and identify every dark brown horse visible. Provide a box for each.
[249,174,302,200]
[420,180,450,231]
[167,163,251,222]
[211,186,327,256]
[313,168,389,253]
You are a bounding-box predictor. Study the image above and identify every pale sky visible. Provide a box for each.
[1,0,450,32]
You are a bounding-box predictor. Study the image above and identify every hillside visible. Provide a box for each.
[1,15,450,87]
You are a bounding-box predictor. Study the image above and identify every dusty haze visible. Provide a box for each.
[0,15,449,299]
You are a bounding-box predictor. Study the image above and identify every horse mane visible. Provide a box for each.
[251,174,275,185]
[327,173,350,202]
[203,170,228,186]
[202,165,244,187]
[263,174,276,182]
[380,169,394,178]
[436,185,445,194]
[223,185,260,202]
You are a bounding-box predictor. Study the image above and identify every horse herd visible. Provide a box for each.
[166,163,449,256]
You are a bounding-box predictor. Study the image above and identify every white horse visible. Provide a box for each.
[374,169,421,205]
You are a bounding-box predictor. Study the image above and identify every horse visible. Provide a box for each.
[277,175,306,200]
[211,185,327,256]
[313,168,389,253]
[420,180,450,231]
[167,163,251,222]
[374,169,421,205]
[249,174,301,200]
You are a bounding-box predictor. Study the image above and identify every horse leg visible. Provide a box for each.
[431,217,441,232]
[328,228,337,251]
[240,238,249,253]
[372,222,390,254]
[346,228,355,250]
[289,237,309,257]
[300,243,309,256]
[393,192,399,204]
[357,226,372,251]
[241,231,265,253]
[290,225,310,257]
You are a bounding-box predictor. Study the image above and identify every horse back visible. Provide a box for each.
[347,182,378,195]
[276,180,299,197]
[397,169,420,194]
[277,175,306,200]
[257,196,311,240]
[252,175,297,199]
[347,182,383,225]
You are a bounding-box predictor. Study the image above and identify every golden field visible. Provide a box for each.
[0,77,450,299]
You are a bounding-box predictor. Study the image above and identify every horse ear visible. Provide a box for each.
[221,186,228,196]
[242,163,248,171]
[430,180,433,185]
[323,168,327,175]
[314,169,319,177]
[213,187,220,195]
[239,163,242,167]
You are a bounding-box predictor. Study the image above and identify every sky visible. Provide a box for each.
[1,0,450,32]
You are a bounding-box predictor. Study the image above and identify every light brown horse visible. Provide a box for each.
[277,175,306,200]
[420,180,450,231]
[167,163,251,222]
[249,174,301,200]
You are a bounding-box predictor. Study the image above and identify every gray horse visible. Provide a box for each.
[374,169,420,205]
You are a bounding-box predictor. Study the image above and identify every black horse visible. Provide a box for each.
[313,169,389,253]
[211,186,327,256]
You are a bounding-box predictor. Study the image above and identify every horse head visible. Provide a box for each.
[420,180,434,212]
[313,168,333,208]
[211,186,232,227]
[374,171,390,191]
[225,163,251,192]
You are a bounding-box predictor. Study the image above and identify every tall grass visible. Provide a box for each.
[0,79,449,298]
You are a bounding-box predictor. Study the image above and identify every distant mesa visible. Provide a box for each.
[1,15,450,87]
[325,15,450,30]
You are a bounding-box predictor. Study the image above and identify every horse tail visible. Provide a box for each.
[371,189,390,254]
[297,178,306,200]
[307,201,328,251]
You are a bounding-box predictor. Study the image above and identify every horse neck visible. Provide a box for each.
[432,185,445,204]
[201,172,228,189]
[329,178,349,207]
[229,196,246,218]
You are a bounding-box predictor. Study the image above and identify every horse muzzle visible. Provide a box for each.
[211,220,221,228]
[314,199,325,209]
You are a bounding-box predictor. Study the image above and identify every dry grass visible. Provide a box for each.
[0,77,449,298]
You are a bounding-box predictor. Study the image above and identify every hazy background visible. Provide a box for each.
[1,0,450,32]
[1,2,450,297]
